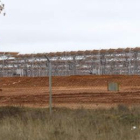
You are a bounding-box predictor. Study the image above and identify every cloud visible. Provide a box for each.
[0,0,140,53]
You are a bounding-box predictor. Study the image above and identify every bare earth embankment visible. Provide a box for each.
[0,75,140,108]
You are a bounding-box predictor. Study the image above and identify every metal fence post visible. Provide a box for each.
[45,55,52,115]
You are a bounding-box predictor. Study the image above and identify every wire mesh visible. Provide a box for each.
[1,49,140,139]
[0,75,140,109]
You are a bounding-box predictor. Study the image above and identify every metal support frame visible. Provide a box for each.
[1,47,140,77]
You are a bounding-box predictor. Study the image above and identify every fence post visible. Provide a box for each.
[45,55,52,115]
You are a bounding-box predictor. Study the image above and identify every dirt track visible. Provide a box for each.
[0,75,140,108]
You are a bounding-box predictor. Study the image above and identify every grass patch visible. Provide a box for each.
[0,105,139,140]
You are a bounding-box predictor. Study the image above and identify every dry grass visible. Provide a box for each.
[0,105,139,140]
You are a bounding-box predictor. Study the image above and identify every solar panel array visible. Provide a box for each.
[0,47,140,77]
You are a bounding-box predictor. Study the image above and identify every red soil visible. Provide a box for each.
[0,75,139,108]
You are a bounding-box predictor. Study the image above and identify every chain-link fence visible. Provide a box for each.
[1,49,140,139]
[0,75,140,109]
[0,74,140,139]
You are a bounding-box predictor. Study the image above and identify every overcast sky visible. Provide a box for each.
[0,0,140,53]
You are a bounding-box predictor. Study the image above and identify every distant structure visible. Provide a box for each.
[0,47,140,77]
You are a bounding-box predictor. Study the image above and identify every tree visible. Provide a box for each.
[0,0,5,16]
